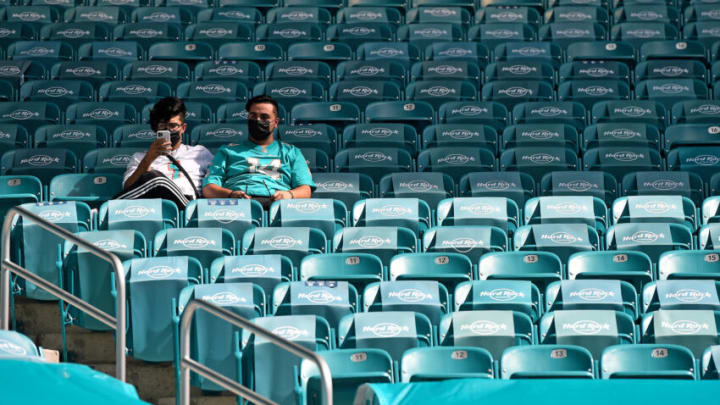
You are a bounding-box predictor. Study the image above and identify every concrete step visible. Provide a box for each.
[92,361,177,400]
[155,395,238,405]
[38,330,116,363]
[13,297,66,336]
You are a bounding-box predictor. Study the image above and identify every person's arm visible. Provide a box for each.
[272,146,316,200]
[201,147,250,198]
[123,138,170,190]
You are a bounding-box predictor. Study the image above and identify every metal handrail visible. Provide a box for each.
[179,299,333,405]
[0,206,126,381]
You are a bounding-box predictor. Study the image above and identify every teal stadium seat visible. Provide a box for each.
[364,280,449,326]
[397,23,464,50]
[566,41,635,67]
[479,251,563,290]
[406,80,478,109]
[425,41,490,66]
[48,173,121,208]
[500,147,579,182]
[82,147,145,175]
[336,7,402,25]
[288,42,353,66]
[641,310,720,357]
[130,7,193,25]
[124,61,191,87]
[63,229,146,330]
[10,201,91,300]
[330,81,402,110]
[34,125,108,161]
[195,61,262,87]
[410,61,482,86]
[154,227,234,272]
[190,124,247,150]
[417,147,496,183]
[672,101,720,124]
[278,124,336,157]
[600,344,696,379]
[583,146,663,183]
[270,199,346,240]
[540,171,618,206]
[482,80,554,109]
[378,172,454,209]
[1,148,77,183]
[40,22,112,50]
[255,22,323,51]
[113,23,182,52]
[0,330,42,359]
[515,223,600,264]
[353,198,430,237]
[422,124,498,152]
[113,124,157,148]
[65,102,137,135]
[611,22,678,49]
[342,124,418,154]
[558,61,631,84]
[253,80,325,111]
[524,196,608,233]
[401,346,494,382]
[98,198,179,245]
[423,225,507,263]
[582,123,661,153]
[438,101,508,130]
[99,80,173,112]
[326,23,395,51]
[243,315,332,405]
[0,175,41,226]
[613,195,696,231]
[9,41,72,70]
[538,23,607,51]
[148,42,213,69]
[357,42,422,69]
[636,79,709,110]
[667,146,720,183]
[0,102,61,134]
[476,7,542,26]
[459,172,534,207]
[335,61,407,86]
[338,311,432,362]
[125,256,202,362]
[300,253,385,291]
[178,282,265,391]
[243,227,327,268]
[20,80,93,109]
[606,222,693,264]
[501,345,595,379]
[218,42,284,67]
[568,251,654,291]
[436,197,520,233]
[454,280,541,321]
[439,310,534,359]
[333,226,416,266]
[273,281,358,328]
[511,103,586,131]
[266,61,332,87]
[494,42,562,67]
[545,6,608,26]
[591,100,666,129]
[301,349,394,405]
[467,23,536,51]
[702,345,720,379]
[184,22,253,51]
[311,172,374,209]
[292,102,361,133]
[539,310,636,358]
[334,147,414,182]
[643,280,720,313]
[390,252,473,291]
[622,171,704,207]
[545,279,638,320]
[184,198,263,240]
[210,254,294,297]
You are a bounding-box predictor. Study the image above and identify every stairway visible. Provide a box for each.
[14,297,238,405]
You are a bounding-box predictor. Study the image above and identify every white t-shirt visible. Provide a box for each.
[123,144,214,196]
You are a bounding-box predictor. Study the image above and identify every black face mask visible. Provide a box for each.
[170,130,182,147]
[248,119,273,141]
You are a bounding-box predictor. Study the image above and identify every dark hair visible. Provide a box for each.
[245,95,279,117]
[149,97,186,131]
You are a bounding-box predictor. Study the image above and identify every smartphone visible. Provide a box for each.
[157,130,171,143]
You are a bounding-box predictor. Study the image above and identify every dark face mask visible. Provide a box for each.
[248,119,273,141]
[170,130,182,147]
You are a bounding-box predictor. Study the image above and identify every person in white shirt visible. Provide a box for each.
[118,97,213,209]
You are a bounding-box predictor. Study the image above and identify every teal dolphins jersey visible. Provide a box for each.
[202,140,316,196]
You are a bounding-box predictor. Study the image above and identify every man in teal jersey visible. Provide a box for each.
[202,95,315,208]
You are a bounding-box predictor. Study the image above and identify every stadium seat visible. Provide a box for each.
[1,148,77,184]
[98,198,178,245]
[388,252,473,292]
[273,281,358,328]
[217,42,283,67]
[287,42,353,66]
[326,23,394,51]
[667,147,720,183]
[476,6,541,26]
[300,348,394,405]
[336,7,402,25]
[189,124,246,150]
[277,124,336,157]
[352,198,429,237]
[622,171,704,207]
[8,41,72,70]
[65,102,137,135]
[269,199,346,240]
[422,124,498,152]
[514,224,600,264]
[406,80,478,110]
[636,79,709,110]
[568,251,654,291]
[334,147,414,183]
[459,172,535,207]
[378,172,454,209]
[123,61,191,87]
[184,198,263,241]
[34,124,109,161]
[511,103,586,131]
[194,61,261,87]
[255,22,324,51]
[63,229,146,330]
[175,81,248,111]
[328,80,400,111]
[338,311,433,361]
[613,195,696,232]
[209,254,293,297]
[184,22,253,51]
[601,344,696,379]
[558,61,631,84]
[10,201,91,300]
[524,196,608,233]
[546,280,638,320]
[154,227,234,274]
[357,42,422,69]
[113,23,182,52]
[0,330,42,359]
[311,172,374,209]
[641,310,720,357]
[0,61,45,88]
[0,124,28,151]
[401,346,494,382]
[566,41,635,66]
[636,60,707,83]
[0,175,41,225]
[665,124,720,153]
[265,61,332,87]
[582,123,661,153]
[40,22,112,50]
[130,7,193,25]
[364,280,449,325]
[20,80,93,109]
[299,253,385,292]
[243,315,332,405]
[437,197,519,233]
[558,80,631,110]
[147,41,212,69]
[335,60,407,86]
[417,147,496,182]
[397,23,464,50]
[437,101,509,131]
[539,310,636,358]
[454,280,541,321]
[494,41,562,66]
[467,23,536,51]
[699,223,720,249]
[125,256,202,362]
[99,80,173,112]
[672,100,720,124]
[643,279,720,313]
[243,227,327,269]
[482,80,554,109]
[300,148,331,173]
[82,147,145,175]
[292,102,361,133]
[545,6,608,26]
[341,124,417,154]
[538,22,607,50]
[48,173,121,208]
[501,345,595,379]
[615,5,680,25]
[590,100,666,129]
[439,310,534,358]
[77,41,142,72]
[423,225,507,264]
[611,22,678,49]
[410,61,482,86]
[333,226,416,266]
[684,21,720,47]
[607,223,694,264]
[583,146,663,183]
[424,41,490,66]
[253,80,325,111]
[540,171,617,206]
[500,147,579,183]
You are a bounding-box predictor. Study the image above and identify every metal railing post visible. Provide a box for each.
[0,206,127,381]
[179,299,333,405]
